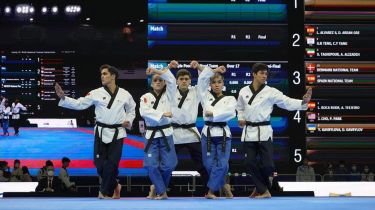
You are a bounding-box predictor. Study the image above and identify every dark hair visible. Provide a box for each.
[46,160,53,167]
[210,73,224,83]
[62,157,70,164]
[22,166,30,175]
[339,160,345,165]
[304,156,310,161]
[4,100,9,107]
[351,163,357,166]
[251,63,269,75]
[100,64,119,81]
[176,69,191,80]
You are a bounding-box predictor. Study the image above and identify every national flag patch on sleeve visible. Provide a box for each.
[86,92,91,96]
[143,97,147,103]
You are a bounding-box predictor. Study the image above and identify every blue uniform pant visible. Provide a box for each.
[2,119,9,134]
[201,135,231,191]
[143,135,178,195]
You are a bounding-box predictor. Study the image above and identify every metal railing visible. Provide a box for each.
[74,173,370,193]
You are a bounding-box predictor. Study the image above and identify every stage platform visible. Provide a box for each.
[0,197,374,210]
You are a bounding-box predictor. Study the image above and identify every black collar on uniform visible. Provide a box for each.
[177,87,189,109]
[103,85,119,109]
[149,87,166,110]
[210,90,225,107]
[248,83,266,105]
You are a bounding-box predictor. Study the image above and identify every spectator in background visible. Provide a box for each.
[2,100,11,136]
[37,160,54,181]
[59,157,76,192]
[10,159,23,182]
[322,162,337,181]
[336,160,349,181]
[296,157,315,182]
[35,165,63,192]
[22,166,32,182]
[361,165,374,182]
[349,163,362,181]
[0,161,10,182]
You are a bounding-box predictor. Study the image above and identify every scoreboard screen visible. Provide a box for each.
[1,50,77,117]
[148,0,375,173]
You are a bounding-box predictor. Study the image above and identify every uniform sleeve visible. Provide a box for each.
[197,67,214,103]
[58,91,96,110]
[139,95,164,124]
[160,69,177,106]
[212,96,237,122]
[19,103,27,111]
[271,88,308,111]
[124,92,136,129]
[236,89,246,121]
[59,169,73,188]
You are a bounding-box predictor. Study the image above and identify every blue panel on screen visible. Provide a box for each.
[148,25,167,39]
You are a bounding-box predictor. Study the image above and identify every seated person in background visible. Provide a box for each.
[59,157,76,192]
[336,160,349,181]
[10,159,23,182]
[35,165,63,192]
[296,157,315,182]
[349,163,362,181]
[321,162,338,181]
[0,161,10,182]
[361,165,374,182]
[22,166,33,182]
[37,160,53,181]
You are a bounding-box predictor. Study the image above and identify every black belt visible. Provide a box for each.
[95,122,122,157]
[144,124,171,153]
[205,121,227,154]
[245,121,271,143]
[171,123,201,141]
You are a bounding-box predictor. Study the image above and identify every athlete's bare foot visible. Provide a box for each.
[112,184,121,199]
[255,189,271,198]
[206,189,218,199]
[154,192,168,200]
[146,185,157,199]
[98,191,112,199]
[249,188,259,198]
[222,184,233,199]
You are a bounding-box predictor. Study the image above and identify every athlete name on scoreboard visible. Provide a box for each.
[316,31,360,35]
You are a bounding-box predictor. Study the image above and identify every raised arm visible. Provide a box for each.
[272,88,310,111]
[160,61,178,103]
[56,83,95,110]
[194,61,226,103]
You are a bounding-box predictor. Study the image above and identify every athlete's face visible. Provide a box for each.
[101,68,115,86]
[177,75,191,90]
[151,74,166,91]
[210,76,224,94]
[253,70,268,85]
